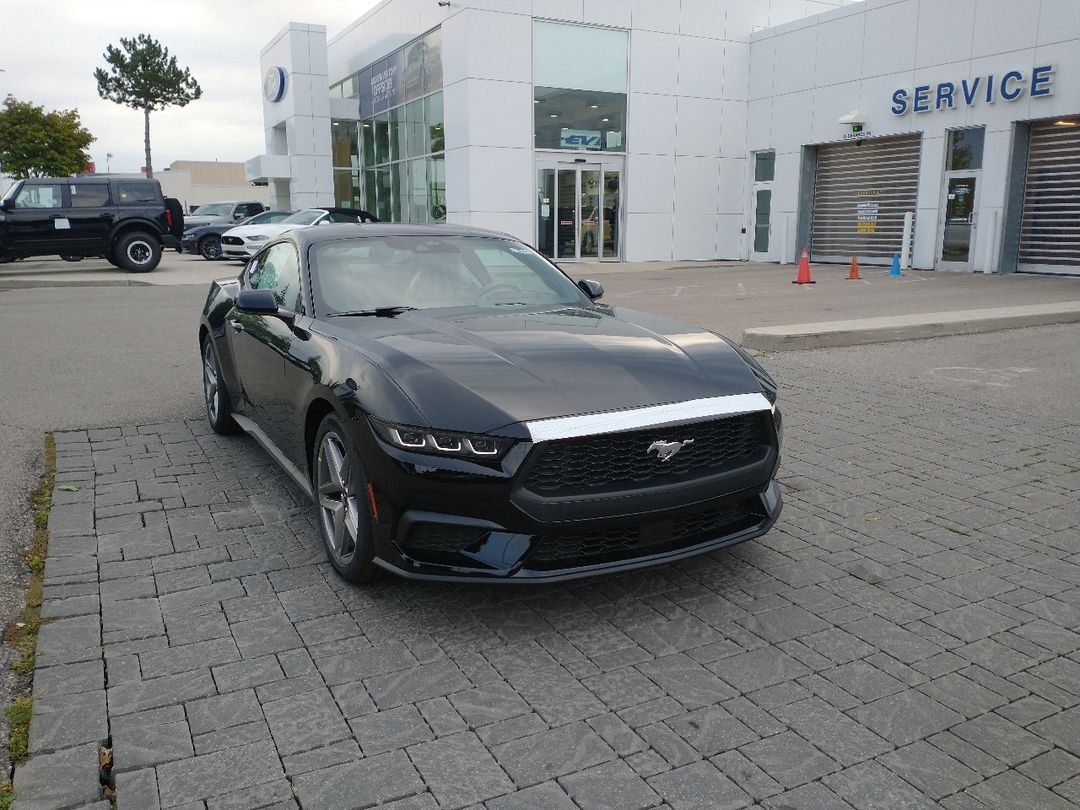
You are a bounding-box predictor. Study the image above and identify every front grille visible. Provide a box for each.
[405,523,488,554]
[528,501,758,567]
[222,235,243,245]
[523,413,766,496]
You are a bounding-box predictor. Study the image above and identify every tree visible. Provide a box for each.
[0,96,95,179]
[94,34,202,179]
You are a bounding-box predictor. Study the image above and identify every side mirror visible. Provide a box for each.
[578,279,604,300]
[235,289,279,314]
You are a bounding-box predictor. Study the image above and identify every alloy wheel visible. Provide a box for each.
[126,239,152,266]
[316,432,360,563]
[200,236,222,260]
[202,341,219,423]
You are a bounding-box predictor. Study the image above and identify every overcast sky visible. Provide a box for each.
[1,1,380,174]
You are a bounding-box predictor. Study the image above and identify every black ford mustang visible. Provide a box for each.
[199,224,782,584]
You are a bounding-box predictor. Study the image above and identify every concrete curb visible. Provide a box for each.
[742,301,1080,351]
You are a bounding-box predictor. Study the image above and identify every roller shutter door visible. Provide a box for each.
[811,134,921,264]
[1018,118,1080,275]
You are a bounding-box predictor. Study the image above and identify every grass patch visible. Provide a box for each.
[0,783,13,809]
[4,433,57,775]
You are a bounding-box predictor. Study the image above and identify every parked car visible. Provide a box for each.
[199,224,783,584]
[182,210,292,260]
[183,201,267,230]
[219,207,377,259]
[0,177,182,271]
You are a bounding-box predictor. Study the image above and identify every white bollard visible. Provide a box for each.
[982,209,998,274]
[900,211,914,270]
[779,215,791,265]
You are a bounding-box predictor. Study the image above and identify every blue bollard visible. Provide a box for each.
[890,253,902,277]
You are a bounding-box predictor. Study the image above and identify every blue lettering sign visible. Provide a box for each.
[1000,70,1024,101]
[1031,64,1054,96]
[891,88,909,116]
[913,85,931,113]
[891,65,1055,115]
[563,135,600,146]
[935,82,955,110]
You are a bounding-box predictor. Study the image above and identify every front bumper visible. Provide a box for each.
[221,242,260,258]
[347,411,783,583]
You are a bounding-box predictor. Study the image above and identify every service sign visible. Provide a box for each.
[892,64,1054,115]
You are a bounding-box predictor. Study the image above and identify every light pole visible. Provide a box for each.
[106,153,113,174]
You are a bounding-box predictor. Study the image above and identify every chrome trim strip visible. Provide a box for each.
[525,392,772,442]
[231,413,315,502]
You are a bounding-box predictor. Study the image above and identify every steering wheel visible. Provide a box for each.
[476,283,523,303]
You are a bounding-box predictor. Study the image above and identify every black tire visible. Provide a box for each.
[201,336,238,435]
[198,236,222,260]
[313,414,378,584]
[105,251,123,268]
[114,231,162,272]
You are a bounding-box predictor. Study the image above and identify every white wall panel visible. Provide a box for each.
[625,212,675,260]
[681,0,726,40]
[627,93,678,155]
[584,0,632,28]
[815,11,864,87]
[772,26,819,96]
[973,0,1040,59]
[862,1,918,78]
[676,97,723,157]
[533,0,584,23]
[673,213,720,260]
[1038,0,1080,45]
[625,153,676,214]
[915,0,976,68]
[678,36,725,99]
[629,30,680,95]
[630,0,680,34]
[675,156,721,214]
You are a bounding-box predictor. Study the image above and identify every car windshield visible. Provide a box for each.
[312,235,591,316]
[242,210,289,226]
[1,181,19,204]
[282,210,326,226]
[194,203,232,216]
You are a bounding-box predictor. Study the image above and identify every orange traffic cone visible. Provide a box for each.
[793,246,815,284]
[847,256,861,280]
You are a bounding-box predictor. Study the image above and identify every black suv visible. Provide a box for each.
[0,177,183,272]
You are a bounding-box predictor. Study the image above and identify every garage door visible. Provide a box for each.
[810,134,921,265]
[1018,117,1080,275]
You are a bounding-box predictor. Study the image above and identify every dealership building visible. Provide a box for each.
[248,0,1079,275]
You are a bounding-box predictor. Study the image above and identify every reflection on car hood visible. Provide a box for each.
[319,306,763,434]
[222,223,299,239]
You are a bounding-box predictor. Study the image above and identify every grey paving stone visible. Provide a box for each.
[204,778,294,810]
[559,758,661,810]
[648,761,751,810]
[666,706,757,757]
[418,696,468,737]
[12,743,102,810]
[638,653,738,708]
[917,671,1009,718]
[281,739,363,777]
[410,731,514,808]
[824,760,940,810]
[211,654,285,693]
[736,604,831,643]
[114,767,161,810]
[587,712,647,756]
[822,660,906,702]
[639,723,702,768]
[952,712,1054,766]
[349,705,433,755]
[965,770,1077,810]
[850,688,964,746]
[263,686,351,755]
[229,610,304,658]
[493,722,615,788]
[155,740,283,808]
[772,698,891,766]
[185,689,264,735]
[483,782,577,810]
[761,782,855,809]
[112,713,194,772]
[32,659,104,696]
[138,638,240,679]
[29,689,108,754]
[316,643,417,687]
[108,668,217,716]
[712,749,783,801]
[739,731,839,788]
[711,646,811,693]
[476,712,549,747]
[102,597,164,643]
[877,741,981,799]
[366,659,473,710]
[292,749,425,810]
[193,719,271,755]
[449,682,532,727]
[1017,748,1080,788]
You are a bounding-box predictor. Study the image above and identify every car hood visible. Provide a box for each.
[317,306,764,434]
[224,223,298,239]
[184,215,228,228]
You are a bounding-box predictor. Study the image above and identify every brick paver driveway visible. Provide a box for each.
[19,359,1080,810]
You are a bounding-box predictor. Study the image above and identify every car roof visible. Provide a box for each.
[289,222,518,249]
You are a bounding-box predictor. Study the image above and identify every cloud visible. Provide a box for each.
[1,0,378,173]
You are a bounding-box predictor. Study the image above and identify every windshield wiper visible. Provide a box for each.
[328,306,418,318]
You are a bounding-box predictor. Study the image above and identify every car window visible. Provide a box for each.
[282,210,326,226]
[328,211,360,223]
[249,242,303,313]
[312,235,589,315]
[114,182,158,205]
[194,203,232,216]
[239,203,263,217]
[70,184,111,208]
[13,184,64,209]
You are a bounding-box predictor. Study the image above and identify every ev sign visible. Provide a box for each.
[560,128,602,150]
[891,65,1054,115]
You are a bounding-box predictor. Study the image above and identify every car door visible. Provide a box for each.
[67,182,116,253]
[226,242,304,451]
[3,182,70,252]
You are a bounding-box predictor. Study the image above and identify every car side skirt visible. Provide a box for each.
[231,413,314,502]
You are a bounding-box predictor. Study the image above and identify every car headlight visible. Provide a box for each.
[371,418,514,460]
[247,234,269,242]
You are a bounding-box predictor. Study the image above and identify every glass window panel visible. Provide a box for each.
[15,184,64,208]
[392,162,408,222]
[358,68,374,119]
[403,40,424,103]
[331,120,359,169]
[405,99,427,158]
[374,112,390,164]
[602,171,620,258]
[423,28,443,93]
[429,156,446,222]
[71,184,110,208]
[364,169,377,215]
[329,81,344,99]
[376,166,392,222]
[389,107,406,162]
[754,151,775,182]
[361,120,375,167]
[534,22,628,93]
[537,169,555,258]
[946,128,985,171]
[333,169,361,209]
[409,158,429,224]
[427,92,444,153]
[533,87,626,152]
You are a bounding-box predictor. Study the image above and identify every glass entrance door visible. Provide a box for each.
[537,162,620,260]
[939,175,978,269]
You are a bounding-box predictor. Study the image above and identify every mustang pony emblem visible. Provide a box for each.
[647,439,694,462]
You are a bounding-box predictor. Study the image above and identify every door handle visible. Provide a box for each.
[231,322,245,333]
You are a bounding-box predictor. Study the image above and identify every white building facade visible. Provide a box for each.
[248,0,1080,275]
